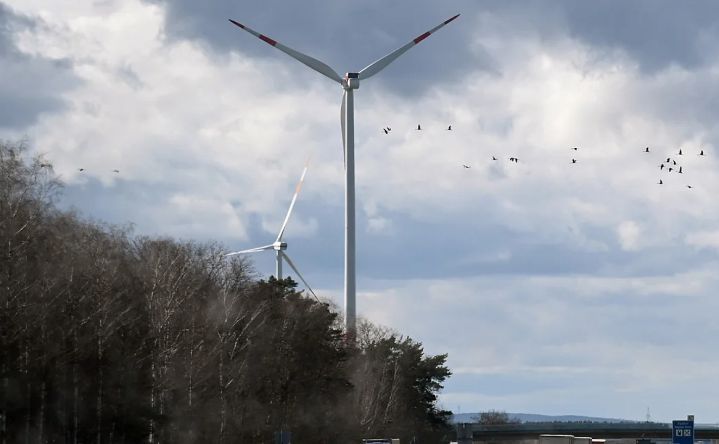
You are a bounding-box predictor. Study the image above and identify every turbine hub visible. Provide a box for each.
[273,241,288,251]
[344,72,360,90]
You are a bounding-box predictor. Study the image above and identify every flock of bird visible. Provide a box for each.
[649,146,706,188]
[76,168,120,173]
[381,124,709,189]
[384,123,523,166]
[38,162,119,174]
[68,124,709,190]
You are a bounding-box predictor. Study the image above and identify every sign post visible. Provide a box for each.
[672,419,694,444]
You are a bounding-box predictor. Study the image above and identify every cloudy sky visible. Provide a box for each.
[3,0,719,423]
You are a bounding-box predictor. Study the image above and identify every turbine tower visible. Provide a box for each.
[229,14,460,338]
[225,165,318,301]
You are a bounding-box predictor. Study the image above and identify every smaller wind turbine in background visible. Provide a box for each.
[225,165,318,301]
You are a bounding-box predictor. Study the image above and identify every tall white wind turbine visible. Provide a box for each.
[225,165,318,301]
[229,14,460,337]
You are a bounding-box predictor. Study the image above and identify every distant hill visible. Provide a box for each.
[451,412,634,424]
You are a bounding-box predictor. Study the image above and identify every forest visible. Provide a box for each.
[0,140,453,443]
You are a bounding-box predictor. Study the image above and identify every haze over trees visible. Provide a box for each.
[0,140,452,443]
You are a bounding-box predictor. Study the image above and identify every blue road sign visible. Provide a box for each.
[673,420,694,444]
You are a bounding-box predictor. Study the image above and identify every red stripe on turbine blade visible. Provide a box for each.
[444,13,460,24]
[259,34,277,46]
[228,19,245,29]
[413,31,431,44]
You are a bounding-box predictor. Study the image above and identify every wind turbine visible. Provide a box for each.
[229,14,460,338]
[225,165,318,301]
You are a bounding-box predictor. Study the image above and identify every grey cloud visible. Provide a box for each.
[145,0,719,96]
[468,0,719,73]
[62,174,714,286]
[0,56,77,128]
[0,3,80,129]
[447,370,614,397]
[58,178,173,235]
[117,64,144,90]
[0,2,31,56]
[557,0,719,72]
[220,193,717,284]
[143,0,487,96]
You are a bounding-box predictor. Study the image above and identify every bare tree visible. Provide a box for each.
[474,410,520,425]
[0,140,453,443]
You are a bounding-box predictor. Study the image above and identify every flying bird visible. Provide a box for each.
[658,179,663,185]
[386,127,391,131]
[113,169,120,173]
[699,150,705,156]
[660,164,665,170]
[462,164,471,169]
[78,168,85,172]
[571,147,578,151]
[383,128,388,134]
[668,167,673,172]
[417,124,422,130]
[678,166,683,174]
[509,157,518,163]
[492,156,497,161]
[679,149,683,155]
[447,125,452,131]
[644,147,650,153]
[571,159,577,164]
[666,157,671,163]
[687,185,693,189]
[673,160,677,165]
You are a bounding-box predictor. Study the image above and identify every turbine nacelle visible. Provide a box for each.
[223,165,317,301]
[343,72,360,90]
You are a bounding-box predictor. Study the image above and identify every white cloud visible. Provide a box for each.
[355,268,719,421]
[366,216,393,234]
[166,192,248,241]
[685,230,719,250]
[617,220,641,251]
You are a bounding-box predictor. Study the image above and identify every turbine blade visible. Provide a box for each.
[341,90,346,169]
[229,19,342,84]
[358,14,460,80]
[224,244,274,257]
[276,164,309,243]
[281,252,319,302]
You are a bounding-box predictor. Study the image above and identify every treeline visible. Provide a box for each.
[0,141,452,443]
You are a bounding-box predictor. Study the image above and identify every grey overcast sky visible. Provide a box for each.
[2,0,719,423]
